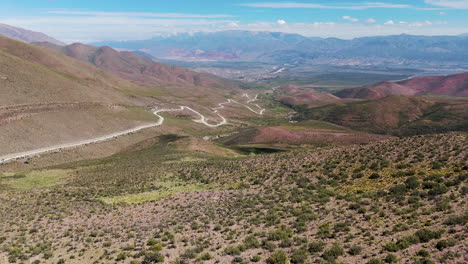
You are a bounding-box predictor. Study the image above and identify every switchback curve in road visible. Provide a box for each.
[0,94,264,164]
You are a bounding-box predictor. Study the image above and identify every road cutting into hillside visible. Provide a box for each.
[0,94,265,164]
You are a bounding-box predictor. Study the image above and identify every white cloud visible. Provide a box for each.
[384,20,395,25]
[240,2,411,10]
[1,12,463,43]
[439,11,447,15]
[365,18,377,24]
[409,20,436,27]
[425,0,468,9]
[277,19,287,25]
[343,16,359,22]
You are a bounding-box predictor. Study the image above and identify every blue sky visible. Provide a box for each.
[1,0,467,43]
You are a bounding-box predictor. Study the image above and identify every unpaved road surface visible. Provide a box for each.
[0,94,265,164]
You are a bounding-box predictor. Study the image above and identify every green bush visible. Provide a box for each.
[116,252,127,261]
[262,240,277,251]
[414,228,442,243]
[266,250,288,264]
[384,254,398,263]
[224,245,241,256]
[290,249,308,264]
[348,245,362,255]
[308,241,325,253]
[142,252,164,263]
[436,238,456,250]
[384,242,399,252]
[198,252,212,260]
[243,235,260,249]
[322,242,344,261]
[268,228,292,241]
[444,214,468,225]
[367,258,382,264]
[251,255,262,262]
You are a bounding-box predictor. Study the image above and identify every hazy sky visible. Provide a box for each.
[1,0,467,43]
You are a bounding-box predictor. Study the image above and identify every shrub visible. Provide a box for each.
[224,245,241,256]
[243,235,260,249]
[384,242,399,252]
[435,239,456,250]
[415,229,442,243]
[414,258,436,264]
[116,252,126,261]
[318,223,334,239]
[417,249,430,257]
[405,177,420,189]
[181,248,197,259]
[251,255,261,262]
[266,250,288,264]
[150,244,163,251]
[384,254,398,263]
[322,242,344,261]
[268,227,292,241]
[348,245,362,255]
[444,214,468,225]
[389,184,407,195]
[369,173,380,179]
[147,238,157,246]
[231,256,244,263]
[262,240,277,251]
[290,249,308,264]
[198,252,212,260]
[367,258,382,264]
[142,252,164,263]
[308,241,325,253]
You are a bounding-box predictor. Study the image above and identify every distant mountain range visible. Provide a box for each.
[92,31,310,61]
[0,23,65,46]
[92,31,468,68]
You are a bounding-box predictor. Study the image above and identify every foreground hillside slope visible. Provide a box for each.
[0,133,466,263]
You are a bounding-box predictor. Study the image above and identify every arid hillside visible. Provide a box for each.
[0,36,163,156]
[0,23,65,45]
[297,96,468,136]
[336,72,468,99]
[35,42,238,89]
[276,84,340,107]
[0,132,465,263]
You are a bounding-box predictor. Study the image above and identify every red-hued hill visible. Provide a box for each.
[277,84,339,107]
[397,72,468,97]
[335,81,417,99]
[298,95,468,136]
[35,42,237,89]
[336,72,468,99]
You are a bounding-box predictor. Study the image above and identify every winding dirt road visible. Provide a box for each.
[0,94,265,164]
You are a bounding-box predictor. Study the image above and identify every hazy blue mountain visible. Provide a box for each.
[0,23,65,45]
[91,31,468,68]
[91,30,310,60]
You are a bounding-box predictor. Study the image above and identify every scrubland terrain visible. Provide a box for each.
[0,133,466,264]
[0,28,467,264]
